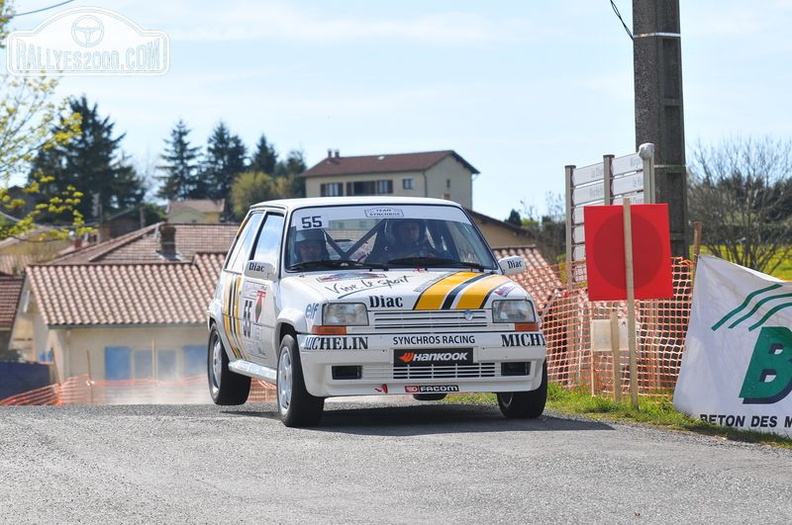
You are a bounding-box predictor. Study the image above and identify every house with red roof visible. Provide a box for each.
[9,209,556,386]
[10,222,239,383]
[301,150,479,208]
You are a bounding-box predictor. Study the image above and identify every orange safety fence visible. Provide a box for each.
[1,374,275,406]
[2,257,695,406]
[512,256,694,398]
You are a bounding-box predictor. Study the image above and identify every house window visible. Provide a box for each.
[157,349,178,381]
[346,181,372,196]
[133,349,153,379]
[376,180,393,194]
[402,178,414,190]
[345,180,393,195]
[105,346,205,381]
[183,345,205,377]
[320,182,343,196]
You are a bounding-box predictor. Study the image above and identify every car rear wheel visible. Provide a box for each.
[277,334,324,427]
[208,327,250,405]
[497,362,547,419]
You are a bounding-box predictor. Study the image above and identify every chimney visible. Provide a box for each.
[334,149,340,158]
[327,149,333,159]
[158,224,178,260]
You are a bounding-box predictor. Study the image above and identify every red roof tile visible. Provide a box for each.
[27,255,225,327]
[0,254,37,276]
[302,150,479,178]
[0,276,24,329]
[52,222,239,265]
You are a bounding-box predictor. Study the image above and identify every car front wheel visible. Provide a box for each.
[208,326,250,405]
[497,362,547,419]
[277,334,324,427]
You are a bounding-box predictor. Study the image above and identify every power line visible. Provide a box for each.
[610,0,634,40]
[12,0,76,17]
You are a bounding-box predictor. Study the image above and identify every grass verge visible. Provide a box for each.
[448,383,792,450]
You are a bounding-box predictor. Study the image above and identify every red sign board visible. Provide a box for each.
[584,204,673,301]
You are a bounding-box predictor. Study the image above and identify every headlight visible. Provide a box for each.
[323,303,368,326]
[492,300,536,323]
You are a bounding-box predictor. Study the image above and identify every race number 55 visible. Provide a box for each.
[300,215,324,229]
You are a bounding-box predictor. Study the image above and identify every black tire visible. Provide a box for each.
[497,362,547,419]
[412,394,447,401]
[208,326,250,405]
[277,334,324,427]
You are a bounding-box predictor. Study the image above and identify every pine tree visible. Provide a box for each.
[274,149,307,198]
[506,209,522,226]
[157,119,202,200]
[31,95,144,221]
[250,134,278,175]
[202,121,247,201]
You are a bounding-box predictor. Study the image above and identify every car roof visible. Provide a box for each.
[249,196,465,212]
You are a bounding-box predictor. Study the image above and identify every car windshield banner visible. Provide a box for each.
[673,255,792,438]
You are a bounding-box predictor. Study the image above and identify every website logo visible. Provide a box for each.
[6,7,169,76]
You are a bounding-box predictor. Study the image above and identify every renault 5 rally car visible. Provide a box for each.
[207,197,547,427]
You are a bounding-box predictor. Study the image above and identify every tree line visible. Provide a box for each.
[22,95,307,228]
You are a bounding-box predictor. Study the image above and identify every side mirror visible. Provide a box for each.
[244,260,276,280]
[498,256,525,276]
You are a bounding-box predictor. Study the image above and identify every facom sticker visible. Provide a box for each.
[404,385,460,393]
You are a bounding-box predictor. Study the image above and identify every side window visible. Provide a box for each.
[251,213,285,267]
[225,212,264,273]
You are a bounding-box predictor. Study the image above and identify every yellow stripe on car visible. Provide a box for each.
[414,272,480,310]
[454,274,506,309]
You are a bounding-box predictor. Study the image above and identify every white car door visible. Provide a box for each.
[240,211,284,366]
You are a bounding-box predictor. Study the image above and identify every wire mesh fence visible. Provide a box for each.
[513,257,694,399]
[0,374,275,406]
[2,258,694,406]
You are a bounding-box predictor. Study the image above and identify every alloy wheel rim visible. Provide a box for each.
[211,336,223,391]
[278,347,292,411]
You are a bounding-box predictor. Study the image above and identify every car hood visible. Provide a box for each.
[284,269,527,310]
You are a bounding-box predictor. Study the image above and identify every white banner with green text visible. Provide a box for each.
[674,255,792,438]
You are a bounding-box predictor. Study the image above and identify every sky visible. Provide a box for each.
[3,0,792,221]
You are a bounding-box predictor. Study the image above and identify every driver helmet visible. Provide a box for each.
[295,228,326,244]
[390,219,426,248]
[293,228,328,260]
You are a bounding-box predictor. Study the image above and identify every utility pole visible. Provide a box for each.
[633,0,688,258]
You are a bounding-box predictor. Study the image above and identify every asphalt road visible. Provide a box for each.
[1,398,791,524]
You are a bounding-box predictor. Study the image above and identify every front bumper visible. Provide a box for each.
[296,331,546,397]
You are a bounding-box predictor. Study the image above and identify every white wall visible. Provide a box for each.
[59,326,208,381]
[425,155,473,208]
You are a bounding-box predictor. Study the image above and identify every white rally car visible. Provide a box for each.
[208,197,547,427]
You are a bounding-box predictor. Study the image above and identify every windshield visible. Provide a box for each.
[284,203,498,272]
